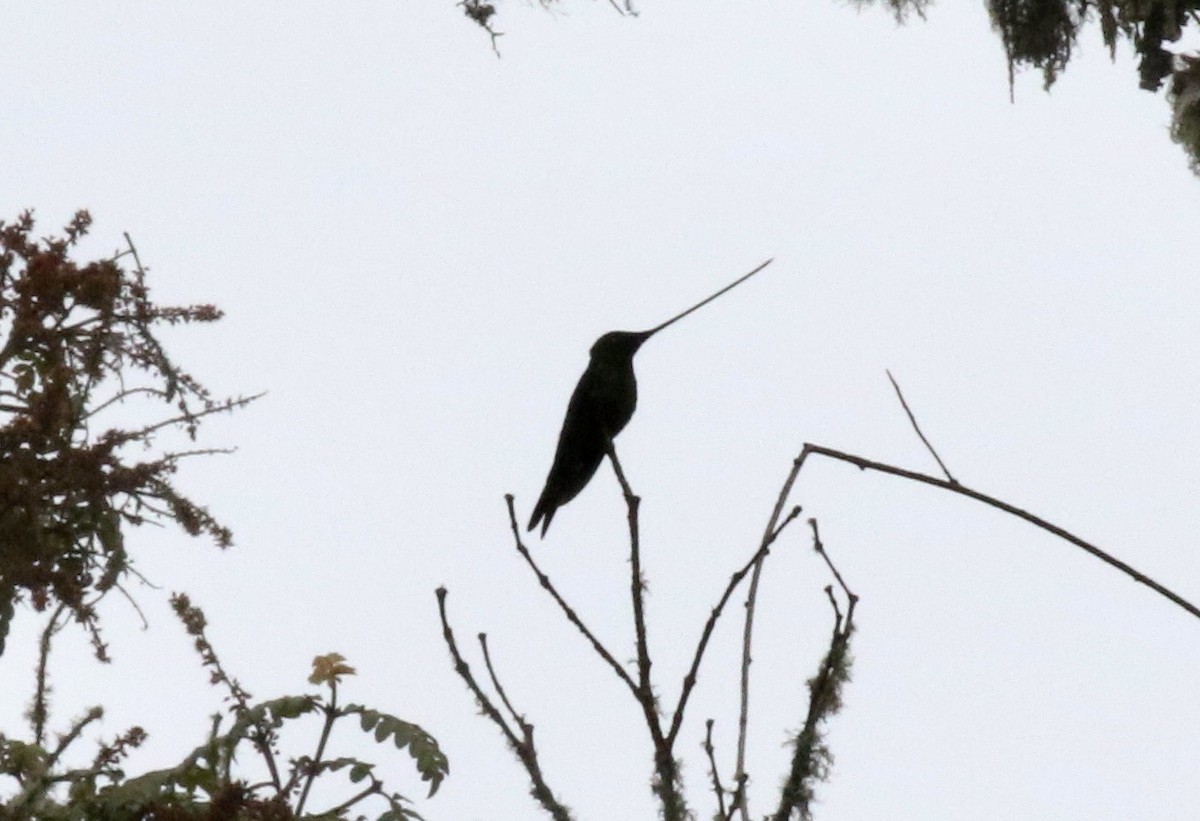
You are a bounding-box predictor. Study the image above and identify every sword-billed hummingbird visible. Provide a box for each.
[527,258,774,537]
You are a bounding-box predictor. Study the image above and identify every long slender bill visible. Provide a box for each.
[645,258,774,336]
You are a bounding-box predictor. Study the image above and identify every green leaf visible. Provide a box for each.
[344,705,449,797]
[225,694,319,745]
[349,761,373,783]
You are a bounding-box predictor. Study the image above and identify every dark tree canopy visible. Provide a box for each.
[869,0,1200,172]
[979,0,1200,172]
[461,0,1200,175]
[0,211,251,658]
[0,214,445,821]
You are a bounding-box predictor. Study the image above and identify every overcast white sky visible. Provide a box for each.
[2,2,1200,819]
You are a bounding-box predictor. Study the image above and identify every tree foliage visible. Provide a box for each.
[863,0,1200,172]
[2,599,449,820]
[0,210,254,657]
[460,0,1200,175]
[0,213,448,820]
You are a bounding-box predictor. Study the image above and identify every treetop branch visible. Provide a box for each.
[800,443,1200,620]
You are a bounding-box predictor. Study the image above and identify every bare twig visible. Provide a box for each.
[172,593,283,791]
[886,369,957,484]
[10,707,104,812]
[604,444,652,702]
[84,386,171,420]
[800,443,1200,620]
[734,456,808,819]
[112,582,150,629]
[773,519,856,821]
[295,681,339,816]
[459,0,503,56]
[30,604,69,745]
[121,232,147,275]
[667,504,801,748]
[823,585,843,628]
[504,495,639,697]
[809,518,856,607]
[323,772,384,815]
[436,587,573,821]
[603,444,690,820]
[477,635,560,817]
[729,773,750,821]
[481,633,525,731]
[109,393,262,444]
[703,719,731,821]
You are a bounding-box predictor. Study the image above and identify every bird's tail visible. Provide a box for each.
[527,498,556,538]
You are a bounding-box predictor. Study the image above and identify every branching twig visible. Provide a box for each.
[734,455,808,818]
[10,707,104,812]
[84,386,171,420]
[809,519,856,607]
[322,772,384,815]
[729,773,750,821]
[295,681,338,816]
[459,0,503,56]
[436,587,573,821]
[503,495,639,697]
[667,504,801,748]
[109,393,262,444]
[800,443,1200,620]
[30,604,69,746]
[112,582,150,629]
[481,633,525,731]
[886,369,957,484]
[603,443,690,820]
[704,719,731,821]
[604,444,652,703]
[171,593,283,791]
[773,518,857,821]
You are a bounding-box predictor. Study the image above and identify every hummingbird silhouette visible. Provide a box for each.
[527,259,774,537]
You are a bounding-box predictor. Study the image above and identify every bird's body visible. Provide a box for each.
[527,331,647,536]
[527,259,773,537]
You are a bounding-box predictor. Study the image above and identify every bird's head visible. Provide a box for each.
[589,330,652,362]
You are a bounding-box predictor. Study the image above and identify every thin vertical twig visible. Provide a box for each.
[773,518,857,821]
[481,634,525,730]
[704,719,731,821]
[667,504,801,747]
[809,519,855,605]
[886,369,957,484]
[605,444,690,819]
[605,444,653,703]
[436,587,574,821]
[733,452,810,819]
[30,603,68,746]
[295,681,338,817]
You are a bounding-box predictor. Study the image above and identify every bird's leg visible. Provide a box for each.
[604,436,635,501]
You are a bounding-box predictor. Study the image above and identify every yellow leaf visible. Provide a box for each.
[309,652,357,685]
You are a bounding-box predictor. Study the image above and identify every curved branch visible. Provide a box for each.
[801,443,1200,620]
[503,495,640,697]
